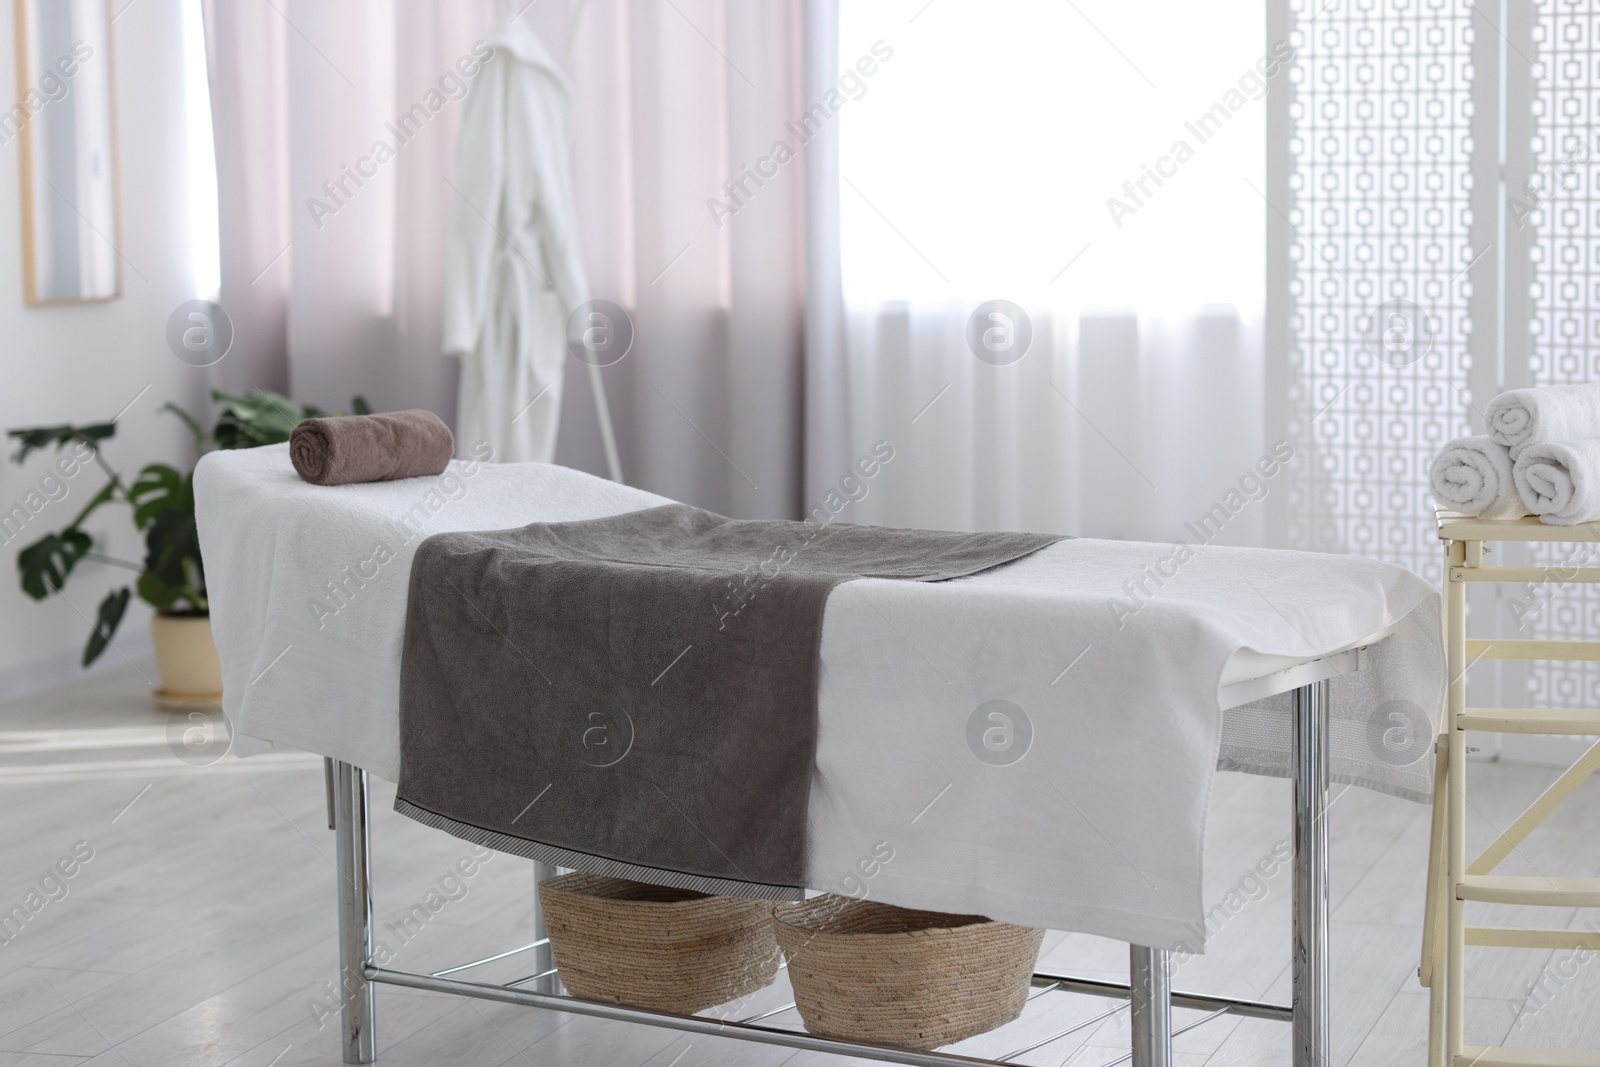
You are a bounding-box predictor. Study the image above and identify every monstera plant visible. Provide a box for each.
[9,389,367,678]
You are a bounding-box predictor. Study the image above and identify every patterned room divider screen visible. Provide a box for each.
[1269,0,1596,759]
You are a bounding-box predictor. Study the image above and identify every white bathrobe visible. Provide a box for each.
[444,1,587,463]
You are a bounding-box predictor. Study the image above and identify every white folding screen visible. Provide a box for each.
[1267,0,1476,587]
[1270,0,1600,739]
[1518,2,1600,716]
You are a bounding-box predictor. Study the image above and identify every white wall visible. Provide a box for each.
[0,0,208,698]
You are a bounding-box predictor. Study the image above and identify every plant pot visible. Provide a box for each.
[150,613,223,707]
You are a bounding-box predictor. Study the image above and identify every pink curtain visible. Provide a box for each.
[530,0,809,517]
[203,0,495,414]
[206,0,813,518]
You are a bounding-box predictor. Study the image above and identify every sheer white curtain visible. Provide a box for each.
[834,0,1271,543]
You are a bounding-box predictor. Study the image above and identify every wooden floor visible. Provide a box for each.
[1,667,1596,1067]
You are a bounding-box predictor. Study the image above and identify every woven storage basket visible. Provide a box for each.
[538,872,780,1014]
[773,895,1044,1051]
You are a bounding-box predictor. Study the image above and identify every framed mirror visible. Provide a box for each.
[12,0,119,305]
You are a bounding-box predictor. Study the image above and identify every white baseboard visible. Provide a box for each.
[0,631,155,707]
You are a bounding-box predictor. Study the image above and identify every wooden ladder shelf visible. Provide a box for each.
[1426,510,1600,1067]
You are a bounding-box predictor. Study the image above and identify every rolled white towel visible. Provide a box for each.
[1487,382,1600,458]
[1429,436,1528,518]
[1514,440,1600,526]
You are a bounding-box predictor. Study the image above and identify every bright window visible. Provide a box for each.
[838,0,1267,312]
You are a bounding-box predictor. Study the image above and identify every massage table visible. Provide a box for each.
[195,445,1444,1067]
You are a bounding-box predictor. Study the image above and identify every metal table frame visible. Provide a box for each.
[329,647,1367,1067]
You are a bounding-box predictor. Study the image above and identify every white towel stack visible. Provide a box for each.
[1428,436,1527,519]
[1430,383,1600,525]
[1486,382,1600,459]
[1513,440,1600,526]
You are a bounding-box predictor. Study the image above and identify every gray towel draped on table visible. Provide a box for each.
[395,503,1061,896]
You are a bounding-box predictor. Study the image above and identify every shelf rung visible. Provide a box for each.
[1451,566,1600,583]
[1455,1048,1600,1066]
[1465,639,1600,662]
[1457,876,1600,907]
[1466,927,1600,950]
[1459,709,1600,734]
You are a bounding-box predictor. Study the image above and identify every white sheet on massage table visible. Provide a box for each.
[195,445,1442,950]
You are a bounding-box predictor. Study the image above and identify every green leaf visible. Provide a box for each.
[129,463,189,530]
[142,506,202,599]
[136,570,178,612]
[83,587,130,667]
[133,464,200,605]
[350,395,372,415]
[17,530,92,599]
[7,422,116,465]
[210,389,316,449]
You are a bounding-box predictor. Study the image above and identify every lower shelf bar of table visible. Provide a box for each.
[367,963,1252,1067]
[1026,971,1291,1022]
[366,965,1023,1067]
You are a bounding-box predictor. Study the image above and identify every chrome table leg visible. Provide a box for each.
[324,756,336,830]
[1129,944,1172,1067]
[1292,680,1331,1067]
[529,860,562,995]
[333,759,377,1064]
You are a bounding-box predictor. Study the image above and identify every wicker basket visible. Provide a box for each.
[538,873,780,1014]
[773,895,1044,1051]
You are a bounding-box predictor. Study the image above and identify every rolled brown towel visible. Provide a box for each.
[289,410,454,486]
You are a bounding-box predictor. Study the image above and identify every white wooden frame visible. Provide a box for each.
[1425,509,1600,1066]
